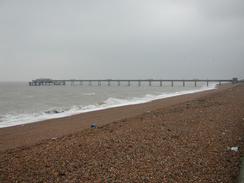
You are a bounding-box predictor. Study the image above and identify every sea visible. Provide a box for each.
[0,81,217,128]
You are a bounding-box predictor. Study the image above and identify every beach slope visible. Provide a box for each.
[0,84,244,182]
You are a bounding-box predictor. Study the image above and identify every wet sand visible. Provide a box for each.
[0,84,244,182]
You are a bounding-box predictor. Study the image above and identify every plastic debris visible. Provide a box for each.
[229,146,239,152]
[91,123,97,129]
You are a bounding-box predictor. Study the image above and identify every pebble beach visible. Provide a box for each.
[0,84,244,182]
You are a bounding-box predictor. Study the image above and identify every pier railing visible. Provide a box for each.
[29,78,238,87]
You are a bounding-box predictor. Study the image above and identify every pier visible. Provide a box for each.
[29,78,238,87]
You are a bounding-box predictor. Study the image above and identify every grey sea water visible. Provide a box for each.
[0,81,216,128]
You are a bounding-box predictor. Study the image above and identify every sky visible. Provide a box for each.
[0,0,243,81]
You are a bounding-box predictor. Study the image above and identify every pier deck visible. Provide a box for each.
[29,78,238,87]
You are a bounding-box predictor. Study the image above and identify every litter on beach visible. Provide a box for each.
[91,123,97,129]
[228,146,239,152]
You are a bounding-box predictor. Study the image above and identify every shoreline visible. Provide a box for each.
[0,84,228,151]
[0,84,216,128]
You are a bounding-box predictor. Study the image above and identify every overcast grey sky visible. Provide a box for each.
[0,0,243,81]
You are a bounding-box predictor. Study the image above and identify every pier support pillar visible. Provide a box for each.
[194,81,197,87]
[118,81,120,86]
[89,81,92,86]
[171,81,174,87]
[108,81,111,86]
[183,81,185,87]
[128,81,130,87]
[207,80,209,87]
[160,81,162,87]
[138,81,141,87]
[219,81,221,85]
[149,81,152,86]
[80,81,83,86]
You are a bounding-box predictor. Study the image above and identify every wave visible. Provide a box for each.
[0,84,216,128]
